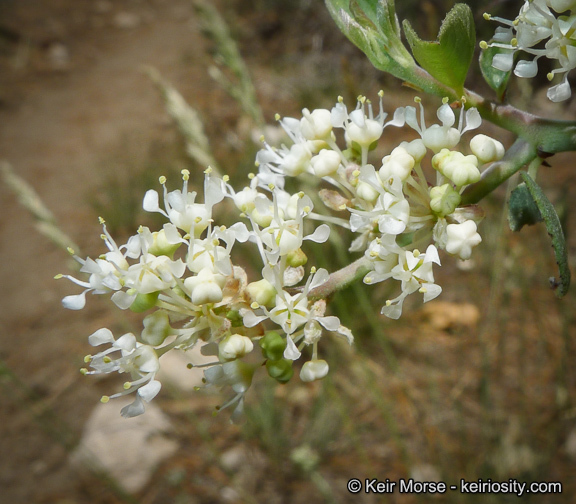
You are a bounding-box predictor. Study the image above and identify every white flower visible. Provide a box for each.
[405,100,481,153]
[85,328,162,417]
[371,245,443,319]
[445,220,482,260]
[143,170,224,236]
[483,2,576,101]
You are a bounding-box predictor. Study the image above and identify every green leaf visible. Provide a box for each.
[508,182,542,232]
[325,0,415,77]
[519,172,570,298]
[402,3,475,93]
[479,45,513,101]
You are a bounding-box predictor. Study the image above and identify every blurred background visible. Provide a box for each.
[1,0,576,502]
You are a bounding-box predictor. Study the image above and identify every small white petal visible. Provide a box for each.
[138,380,162,402]
[304,224,330,244]
[514,59,538,78]
[120,395,146,417]
[317,316,341,331]
[283,336,301,360]
[143,190,160,212]
[88,328,115,346]
[62,291,88,310]
[547,77,572,102]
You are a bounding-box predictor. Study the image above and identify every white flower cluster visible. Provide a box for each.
[259,94,501,319]
[59,168,351,418]
[60,94,503,418]
[481,0,576,101]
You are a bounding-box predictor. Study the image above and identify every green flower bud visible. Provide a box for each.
[141,310,172,345]
[286,248,308,267]
[148,229,182,258]
[429,183,461,217]
[259,331,287,361]
[246,278,276,307]
[130,291,159,313]
[266,358,294,384]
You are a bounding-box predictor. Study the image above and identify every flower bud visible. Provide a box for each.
[148,229,181,258]
[300,359,329,382]
[280,143,312,176]
[310,149,341,177]
[286,247,308,267]
[219,334,254,361]
[141,310,172,345]
[445,220,482,260]
[356,181,379,203]
[184,268,226,305]
[399,139,427,163]
[469,134,505,164]
[379,146,415,181]
[300,108,332,140]
[259,331,286,361]
[429,184,461,217]
[432,149,480,187]
[266,358,294,383]
[246,278,276,307]
[130,291,159,313]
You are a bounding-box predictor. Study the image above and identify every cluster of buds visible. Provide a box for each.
[60,93,504,418]
[481,0,576,101]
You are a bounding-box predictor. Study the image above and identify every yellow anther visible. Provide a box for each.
[212,238,219,246]
[511,38,518,47]
[100,396,110,403]
[220,225,226,231]
[254,161,260,168]
[204,166,213,174]
[338,204,347,211]
[378,90,384,97]
[223,175,230,182]
[338,95,344,103]
[275,113,281,121]
[268,183,275,190]
[248,172,255,179]
[311,266,317,274]
[483,13,491,20]
[67,247,75,255]
[54,274,63,280]
[419,287,427,294]
[298,191,305,198]
[181,169,190,181]
[159,175,167,184]
[137,225,144,233]
[303,205,311,213]
[123,382,131,390]
[80,368,88,375]
[99,216,105,224]
[194,216,203,223]
[414,96,422,103]
[352,169,360,177]
[385,300,392,307]
[442,97,449,104]
[414,249,421,257]
[84,355,92,363]
[103,356,112,364]
[365,276,373,283]
[547,72,554,81]
[370,250,378,257]
[479,41,489,49]
[251,301,260,309]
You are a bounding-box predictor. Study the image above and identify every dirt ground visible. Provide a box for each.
[2,1,576,503]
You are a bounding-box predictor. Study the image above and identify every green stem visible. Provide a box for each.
[461,138,538,205]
